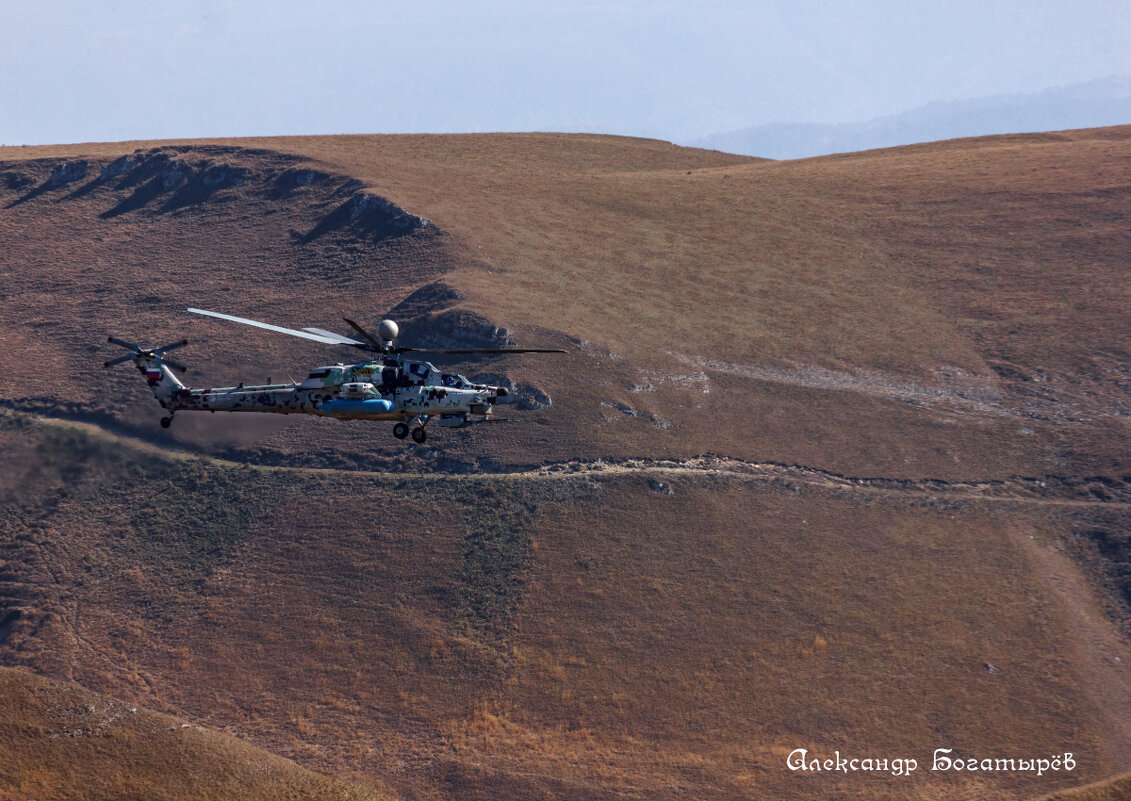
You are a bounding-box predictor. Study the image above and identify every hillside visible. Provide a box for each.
[1,130,1127,480]
[0,665,392,801]
[1040,772,1131,801]
[0,129,1129,800]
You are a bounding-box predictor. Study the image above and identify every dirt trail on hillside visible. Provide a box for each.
[5,408,1131,801]
[672,353,1131,425]
[18,411,1131,510]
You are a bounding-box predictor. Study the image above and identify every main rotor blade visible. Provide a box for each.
[303,327,366,346]
[395,347,568,355]
[154,339,189,356]
[107,336,140,352]
[103,353,135,368]
[342,317,385,351]
[187,308,353,346]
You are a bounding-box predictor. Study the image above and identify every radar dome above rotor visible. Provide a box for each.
[377,319,399,343]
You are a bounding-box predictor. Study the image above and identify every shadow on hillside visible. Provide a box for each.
[101,175,167,218]
[0,170,34,193]
[66,178,108,200]
[266,168,339,199]
[297,192,426,244]
[101,162,251,218]
[385,281,465,319]
[6,161,89,208]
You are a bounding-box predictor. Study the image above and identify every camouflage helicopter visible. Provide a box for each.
[104,307,565,443]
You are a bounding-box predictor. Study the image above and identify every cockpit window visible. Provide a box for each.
[441,373,474,388]
[308,369,331,379]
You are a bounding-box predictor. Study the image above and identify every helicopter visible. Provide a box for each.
[104,307,565,443]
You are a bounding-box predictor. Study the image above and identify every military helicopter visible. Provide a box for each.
[104,308,565,443]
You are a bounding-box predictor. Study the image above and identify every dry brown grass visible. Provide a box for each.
[1038,772,1131,801]
[1,413,1128,800]
[1,129,1130,800]
[0,665,394,801]
[2,129,1128,479]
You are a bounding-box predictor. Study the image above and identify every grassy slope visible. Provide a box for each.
[1,130,1129,800]
[2,412,1128,800]
[2,130,1128,479]
[1040,772,1131,801]
[290,130,1130,479]
[0,665,393,801]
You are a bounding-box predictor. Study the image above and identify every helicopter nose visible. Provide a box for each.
[496,386,509,397]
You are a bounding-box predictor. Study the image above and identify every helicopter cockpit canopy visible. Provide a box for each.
[440,372,476,389]
[299,365,346,388]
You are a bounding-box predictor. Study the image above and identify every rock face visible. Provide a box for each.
[292,170,318,187]
[99,155,138,181]
[470,373,552,409]
[84,150,262,217]
[2,148,438,257]
[344,192,428,229]
[386,281,465,320]
[401,309,514,351]
[200,164,245,189]
[300,187,428,242]
[515,383,552,410]
[161,165,186,191]
[46,161,88,187]
[335,178,363,195]
[0,171,33,190]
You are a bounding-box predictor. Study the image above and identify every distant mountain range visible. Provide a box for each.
[688,74,1131,159]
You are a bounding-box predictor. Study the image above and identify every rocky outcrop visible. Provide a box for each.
[46,161,88,187]
[470,373,552,410]
[98,151,242,216]
[3,147,436,256]
[299,189,428,243]
[386,281,464,320]
[335,178,363,195]
[514,383,552,410]
[0,171,33,191]
[99,155,138,181]
[402,309,513,351]
[344,192,428,230]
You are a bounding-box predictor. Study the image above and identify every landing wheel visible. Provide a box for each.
[160,416,173,429]
[393,422,409,439]
[411,426,427,444]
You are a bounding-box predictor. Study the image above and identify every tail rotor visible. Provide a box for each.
[103,337,190,373]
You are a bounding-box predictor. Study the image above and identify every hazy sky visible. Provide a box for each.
[2,0,1129,145]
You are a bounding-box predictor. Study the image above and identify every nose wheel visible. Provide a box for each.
[411,426,427,443]
[393,422,409,439]
[160,416,173,429]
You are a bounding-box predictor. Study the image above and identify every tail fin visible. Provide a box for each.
[103,336,190,407]
[139,358,186,402]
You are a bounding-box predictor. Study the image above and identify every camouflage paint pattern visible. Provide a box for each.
[135,356,504,426]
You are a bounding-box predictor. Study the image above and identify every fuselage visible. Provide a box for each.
[149,358,504,424]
